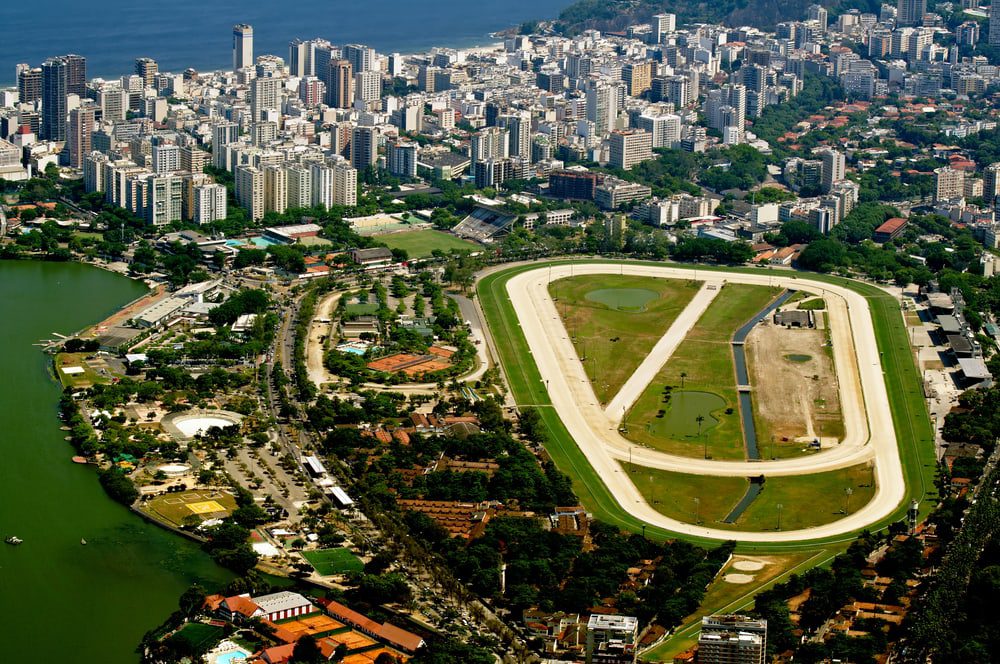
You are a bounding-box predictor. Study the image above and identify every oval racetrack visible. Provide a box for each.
[504,263,906,543]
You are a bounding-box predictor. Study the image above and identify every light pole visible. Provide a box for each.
[844,487,853,514]
[776,503,783,531]
[694,497,701,524]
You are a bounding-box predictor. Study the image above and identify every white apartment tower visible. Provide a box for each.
[235,164,264,220]
[233,24,254,71]
[820,149,846,193]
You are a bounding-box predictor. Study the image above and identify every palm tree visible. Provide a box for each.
[680,372,687,389]
[696,414,706,458]
[695,414,705,436]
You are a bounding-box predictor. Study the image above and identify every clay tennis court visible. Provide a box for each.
[367,346,454,376]
[321,630,377,651]
[273,614,343,638]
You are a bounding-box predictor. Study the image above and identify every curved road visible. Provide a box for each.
[505,263,905,542]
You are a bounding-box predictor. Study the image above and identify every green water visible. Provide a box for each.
[585,288,659,312]
[647,390,726,438]
[0,261,230,663]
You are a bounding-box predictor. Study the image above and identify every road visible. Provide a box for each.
[504,263,906,543]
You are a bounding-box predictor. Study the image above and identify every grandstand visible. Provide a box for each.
[452,205,518,242]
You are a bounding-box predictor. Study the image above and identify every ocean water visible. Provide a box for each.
[1,0,569,83]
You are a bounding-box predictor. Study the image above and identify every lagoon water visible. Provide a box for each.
[0,261,230,663]
[1,0,570,82]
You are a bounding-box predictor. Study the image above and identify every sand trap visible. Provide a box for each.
[732,560,766,571]
[724,573,755,584]
[175,416,238,437]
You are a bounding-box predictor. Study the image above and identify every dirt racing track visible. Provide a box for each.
[504,263,907,543]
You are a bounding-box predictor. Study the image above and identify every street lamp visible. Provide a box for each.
[844,487,853,514]
[776,503,783,531]
[694,497,701,524]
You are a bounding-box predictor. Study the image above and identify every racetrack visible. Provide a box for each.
[505,263,905,542]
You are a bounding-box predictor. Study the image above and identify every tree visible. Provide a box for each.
[292,634,323,663]
[179,583,207,617]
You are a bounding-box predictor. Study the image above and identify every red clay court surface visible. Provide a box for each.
[367,346,454,376]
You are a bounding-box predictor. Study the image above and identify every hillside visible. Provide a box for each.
[554,0,885,34]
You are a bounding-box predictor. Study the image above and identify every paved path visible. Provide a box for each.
[603,281,722,419]
[505,263,904,543]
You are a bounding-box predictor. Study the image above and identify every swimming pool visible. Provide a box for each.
[213,650,250,664]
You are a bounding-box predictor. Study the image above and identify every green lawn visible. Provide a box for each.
[623,284,780,460]
[476,260,936,552]
[170,622,224,652]
[378,229,480,258]
[623,462,875,532]
[302,547,365,575]
[549,275,701,404]
[54,352,109,388]
[798,297,827,310]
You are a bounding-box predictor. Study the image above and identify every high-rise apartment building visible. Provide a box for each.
[622,61,654,97]
[351,126,378,170]
[151,143,179,174]
[332,161,357,206]
[343,44,375,73]
[66,106,94,168]
[135,58,158,87]
[807,4,829,31]
[145,175,184,226]
[41,57,69,141]
[235,164,263,220]
[609,129,653,170]
[897,0,926,26]
[288,39,313,78]
[310,162,334,209]
[471,126,510,164]
[354,70,381,105]
[697,615,767,664]
[983,162,1000,200]
[820,149,846,193]
[233,24,254,71]
[586,83,618,135]
[211,121,240,169]
[327,60,354,108]
[18,66,42,105]
[991,1,1000,46]
[250,75,280,121]
[193,183,227,224]
[387,141,419,178]
[934,166,966,201]
[651,13,676,40]
[286,164,312,209]
[63,54,86,96]
[299,77,325,106]
[263,164,288,214]
[498,113,532,160]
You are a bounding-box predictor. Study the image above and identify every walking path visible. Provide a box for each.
[505,263,903,542]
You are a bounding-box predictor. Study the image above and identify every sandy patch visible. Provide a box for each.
[724,573,755,584]
[732,560,766,571]
[745,322,844,442]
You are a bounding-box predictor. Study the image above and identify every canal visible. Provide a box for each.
[0,260,230,663]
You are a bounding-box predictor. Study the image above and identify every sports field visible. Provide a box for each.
[302,547,365,575]
[142,490,237,527]
[623,284,780,459]
[624,462,876,531]
[549,275,701,404]
[378,229,480,258]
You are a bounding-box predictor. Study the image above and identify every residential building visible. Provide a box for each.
[897,0,926,26]
[236,164,264,221]
[992,0,1000,46]
[263,163,287,214]
[151,143,179,174]
[327,59,354,108]
[351,125,377,170]
[622,61,654,97]
[387,141,418,178]
[145,175,184,226]
[250,76,280,121]
[820,149,846,193]
[134,57,158,87]
[332,160,357,207]
[935,166,965,201]
[697,615,767,664]
[193,183,227,224]
[41,57,68,141]
[609,129,653,170]
[286,164,312,209]
[18,66,42,105]
[66,106,94,168]
[586,614,639,664]
[233,24,254,71]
